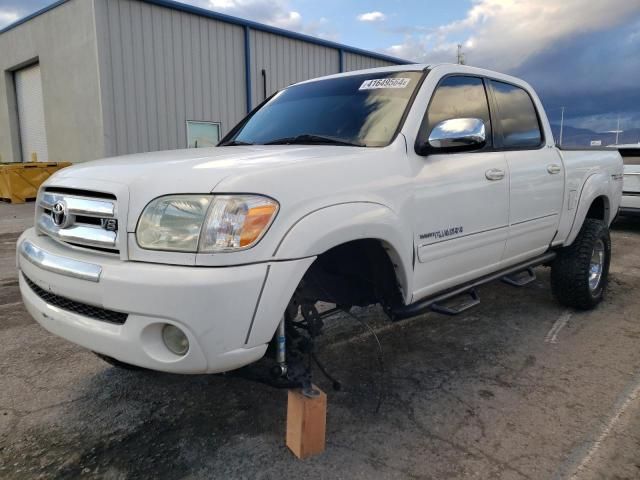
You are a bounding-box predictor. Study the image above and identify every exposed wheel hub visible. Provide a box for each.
[589,239,605,292]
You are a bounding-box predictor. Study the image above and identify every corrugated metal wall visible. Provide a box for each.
[343,52,395,72]
[249,30,340,107]
[94,0,247,156]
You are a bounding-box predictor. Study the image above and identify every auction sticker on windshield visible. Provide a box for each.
[359,78,411,90]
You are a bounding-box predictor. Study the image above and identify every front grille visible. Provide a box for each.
[37,188,120,254]
[24,274,128,325]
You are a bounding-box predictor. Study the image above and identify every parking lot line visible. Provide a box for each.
[564,373,640,479]
[544,310,572,344]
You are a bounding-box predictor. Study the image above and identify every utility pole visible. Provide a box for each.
[606,115,623,146]
[559,106,565,147]
[457,44,465,65]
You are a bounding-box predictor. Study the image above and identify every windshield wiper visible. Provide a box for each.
[264,134,365,147]
[219,140,254,146]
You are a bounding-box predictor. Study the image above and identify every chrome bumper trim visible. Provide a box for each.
[20,240,102,282]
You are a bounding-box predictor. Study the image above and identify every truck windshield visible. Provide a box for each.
[222,71,424,148]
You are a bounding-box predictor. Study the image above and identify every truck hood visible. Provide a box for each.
[54,145,340,188]
[47,145,372,231]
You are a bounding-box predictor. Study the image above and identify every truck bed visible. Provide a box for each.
[552,147,623,243]
[619,148,640,214]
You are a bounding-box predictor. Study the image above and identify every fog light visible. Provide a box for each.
[162,324,189,356]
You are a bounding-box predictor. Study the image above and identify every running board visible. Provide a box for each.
[391,252,556,321]
[501,267,536,287]
[430,288,480,316]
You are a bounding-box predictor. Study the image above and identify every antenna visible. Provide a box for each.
[457,44,465,65]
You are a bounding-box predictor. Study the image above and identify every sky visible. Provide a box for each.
[1,0,639,137]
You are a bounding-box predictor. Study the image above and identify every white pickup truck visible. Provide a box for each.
[614,146,640,216]
[17,64,623,380]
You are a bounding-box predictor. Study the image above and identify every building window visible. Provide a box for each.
[186,121,221,148]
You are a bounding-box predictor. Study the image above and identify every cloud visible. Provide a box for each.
[0,9,20,28]
[0,0,56,29]
[567,112,640,133]
[180,0,336,38]
[385,0,640,130]
[514,16,640,128]
[206,0,302,30]
[386,0,640,69]
[357,11,386,23]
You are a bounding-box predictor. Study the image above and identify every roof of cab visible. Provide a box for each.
[294,64,429,86]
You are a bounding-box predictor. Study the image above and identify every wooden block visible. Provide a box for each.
[286,385,327,459]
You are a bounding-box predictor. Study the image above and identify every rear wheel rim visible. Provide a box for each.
[588,239,605,292]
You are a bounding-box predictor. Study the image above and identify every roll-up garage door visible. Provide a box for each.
[15,64,49,163]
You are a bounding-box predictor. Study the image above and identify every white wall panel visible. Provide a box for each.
[15,64,49,162]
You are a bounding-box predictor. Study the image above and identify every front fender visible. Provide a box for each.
[244,202,414,348]
[565,172,613,246]
[274,201,413,296]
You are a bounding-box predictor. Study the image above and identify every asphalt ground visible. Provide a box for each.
[1,202,639,479]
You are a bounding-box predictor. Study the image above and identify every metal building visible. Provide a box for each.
[0,0,408,164]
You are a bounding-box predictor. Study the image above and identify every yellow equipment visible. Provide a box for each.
[0,162,71,204]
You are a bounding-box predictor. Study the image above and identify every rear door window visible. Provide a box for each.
[489,80,542,149]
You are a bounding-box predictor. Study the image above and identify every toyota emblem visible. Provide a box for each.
[51,201,68,227]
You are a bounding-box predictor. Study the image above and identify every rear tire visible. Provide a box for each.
[551,219,611,310]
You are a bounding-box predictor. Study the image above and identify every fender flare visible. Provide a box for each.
[273,201,413,297]
[565,172,612,246]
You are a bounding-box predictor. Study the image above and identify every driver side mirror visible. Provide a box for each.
[418,118,486,155]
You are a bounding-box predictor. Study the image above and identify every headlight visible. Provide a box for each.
[136,195,211,252]
[136,194,279,252]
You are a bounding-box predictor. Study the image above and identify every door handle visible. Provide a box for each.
[547,164,562,174]
[485,168,505,181]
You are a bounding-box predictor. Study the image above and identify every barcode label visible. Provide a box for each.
[359,78,411,90]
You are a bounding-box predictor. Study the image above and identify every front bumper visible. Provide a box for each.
[17,228,310,374]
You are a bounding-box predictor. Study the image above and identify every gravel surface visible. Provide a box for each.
[1,204,639,479]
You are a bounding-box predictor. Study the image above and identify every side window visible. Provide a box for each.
[489,80,542,148]
[426,76,492,147]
